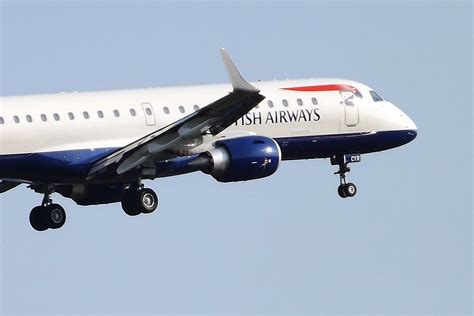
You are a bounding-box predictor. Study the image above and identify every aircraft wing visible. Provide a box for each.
[87,49,265,180]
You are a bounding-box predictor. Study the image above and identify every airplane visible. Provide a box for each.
[0,49,417,231]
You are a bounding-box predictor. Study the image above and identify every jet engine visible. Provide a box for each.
[199,135,281,182]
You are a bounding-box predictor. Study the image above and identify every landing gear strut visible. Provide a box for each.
[332,154,360,198]
[29,193,66,231]
[121,184,158,216]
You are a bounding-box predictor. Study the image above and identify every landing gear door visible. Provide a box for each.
[340,90,359,127]
[141,102,156,126]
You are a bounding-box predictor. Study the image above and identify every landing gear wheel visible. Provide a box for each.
[121,190,141,216]
[121,188,158,216]
[337,184,348,198]
[139,188,158,214]
[29,206,49,231]
[344,183,357,197]
[47,204,66,229]
[29,203,66,231]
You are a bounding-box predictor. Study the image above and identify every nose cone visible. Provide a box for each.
[406,128,417,143]
[387,101,417,143]
[402,114,417,143]
[404,113,417,131]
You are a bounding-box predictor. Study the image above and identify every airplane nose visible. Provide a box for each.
[377,102,417,148]
[402,114,417,142]
[404,114,417,131]
[406,128,417,142]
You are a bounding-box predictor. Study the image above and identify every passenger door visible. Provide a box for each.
[141,102,156,126]
[340,91,359,127]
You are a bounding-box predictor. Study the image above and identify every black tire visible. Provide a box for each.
[121,190,141,216]
[138,188,158,214]
[29,206,49,231]
[47,204,66,229]
[344,183,357,197]
[337,184,348,198]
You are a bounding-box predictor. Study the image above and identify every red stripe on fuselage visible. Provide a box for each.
[282,84,358,92]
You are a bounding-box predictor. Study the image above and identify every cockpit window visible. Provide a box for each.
[370,90,384,102]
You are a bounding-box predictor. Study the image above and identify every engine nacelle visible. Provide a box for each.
[202,135,281,182]
[56,183,126,206]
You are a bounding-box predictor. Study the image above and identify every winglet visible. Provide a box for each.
[220,48,259,93]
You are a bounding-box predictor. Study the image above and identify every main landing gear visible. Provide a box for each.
[331,154,360,198]
[121,185,158,216]
[29,193,66,231]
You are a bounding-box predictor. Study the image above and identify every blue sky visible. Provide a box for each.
[0,1,472,315]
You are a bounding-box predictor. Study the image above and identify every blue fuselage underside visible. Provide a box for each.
[0,130,416,183]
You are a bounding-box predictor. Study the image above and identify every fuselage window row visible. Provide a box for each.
[164,105,201,115]
[2,105,228,125]
[266,97,316,109]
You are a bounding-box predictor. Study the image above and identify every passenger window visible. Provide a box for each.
[178,106,185,114]
[0,117,4,124]
[311,97,318,105]
[26,115,33,123]
[297,98,303,106]
[267,100,274,108]
[370,90,384,102]
[13,115,20,123]
[163,107,170,114]
[97,111,104,118]
[282,99,289,107]
[83,111,90,119]
[145,108,152,116]
[40,114,47,122]
[53,113,60,121]
[193,105,200,111]
[130,109,137,116]
[68,112,75,120]
[113,110,120,117]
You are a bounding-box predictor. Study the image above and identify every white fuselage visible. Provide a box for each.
[0,78,415,156]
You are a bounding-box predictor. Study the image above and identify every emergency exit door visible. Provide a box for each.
[141,102,156,126]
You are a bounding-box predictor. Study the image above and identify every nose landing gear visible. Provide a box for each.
[332,154,360,198]
[29,194,66,231]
